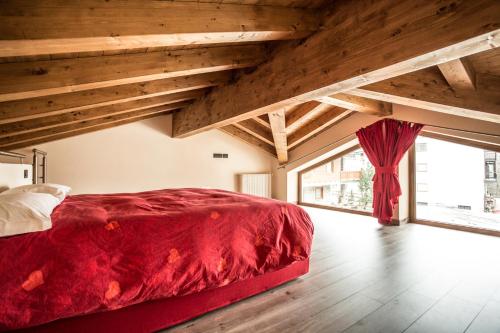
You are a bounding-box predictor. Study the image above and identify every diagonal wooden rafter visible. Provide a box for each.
[288,106,352,149]
[0,93,197,138]
[0,1,320,58]
[438,58,476,91]
[350,66,500,123]
[172,0,500,137]
[286,102,331,135]
[234,119,274,146]
[0,71,231,124]
[315,93,392,116]
[0,106,182,150]
[253,115,271,129]
[0,44,267,102]
[268,109,288,163]
[219,125,276,156]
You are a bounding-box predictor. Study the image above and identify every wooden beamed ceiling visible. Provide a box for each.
[172,0,500,137]
[0,0,330,153]
[0,0,499,165]
[0,1,320,57]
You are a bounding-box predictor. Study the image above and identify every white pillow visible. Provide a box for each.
[1,183,71,202]
[0,192,60,237]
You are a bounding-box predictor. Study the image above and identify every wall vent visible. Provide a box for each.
[213,153,229,159]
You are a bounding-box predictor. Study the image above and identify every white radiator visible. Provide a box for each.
[239,173,272,198]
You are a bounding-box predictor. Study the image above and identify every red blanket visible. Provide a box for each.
[0,189,313,330]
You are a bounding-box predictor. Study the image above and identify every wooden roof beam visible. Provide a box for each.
[0,71,231,124]
[285,101,322,134]
[438,58,476,91]
[268,109,288,163]
[287,107,351,149]
[0,44,267,102]
[315,93,392,116]
[253,115,271,129]
[350,67,500,123]
[234,119,274,146]
[0,93,196,138]
[219,125,276,156]
[173,0,500,137]
[0,1,320,57]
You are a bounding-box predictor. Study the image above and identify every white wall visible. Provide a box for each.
[15,115,277,195]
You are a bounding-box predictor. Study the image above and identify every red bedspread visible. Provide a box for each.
[0,188,313,331]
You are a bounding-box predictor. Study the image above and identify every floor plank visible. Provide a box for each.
[163,207,500,333]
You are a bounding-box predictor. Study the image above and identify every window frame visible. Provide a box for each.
[298,144,373,217]
[409,134,500,237]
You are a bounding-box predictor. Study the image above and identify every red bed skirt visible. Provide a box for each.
[17,259,309,333]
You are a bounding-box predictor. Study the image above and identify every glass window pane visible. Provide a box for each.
[301,147,374,213]
[415,136,500,231]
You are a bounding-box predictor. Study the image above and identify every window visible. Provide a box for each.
[485,151,496,160]
[416,142,427,152]
[299,147,374,213]
[414,136,500,232]
[315,187,324,200]
[416,183,428,192]
[416,163,428,172]
[485,161,496,180]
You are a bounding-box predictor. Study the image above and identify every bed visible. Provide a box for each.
[0,187,313,332]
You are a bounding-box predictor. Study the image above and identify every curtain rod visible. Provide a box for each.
[278,121,500,169]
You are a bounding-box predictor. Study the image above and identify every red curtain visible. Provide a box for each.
[356,118,423,225]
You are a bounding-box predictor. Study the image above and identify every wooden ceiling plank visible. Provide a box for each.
[287,107,352,149]
[0,93,196,138]
[0,71,231,124]
[0,1,320,57]
[438,58,476,91]
[315,93,392,116]
[0,110,173,150]
[172,0,500,137]
[0,44,267,102]
[475,73,500,96]
[268,109,288,163]
[234,119,274,146]
[219,125,276,156]
[351,66,500,123]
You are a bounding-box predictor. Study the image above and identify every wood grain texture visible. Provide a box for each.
[253,114,271,129]
[0,1,319,57]
[172,0,500,137]
[0,94,198,138]
[287,106,351,149]
[268,109,288,163]
[219,125,276,156]
[234,119,275,146]
[0,44,267,102]
[162,206,500,333]
[438,58,476,91]
[0,71,231,124]
[351,66,500,123]
[316,93,392,116]
[166,0,329,9]
[285,101,322,134]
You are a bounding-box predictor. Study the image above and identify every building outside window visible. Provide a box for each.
[414,136,500,231]
[300,147,374,213]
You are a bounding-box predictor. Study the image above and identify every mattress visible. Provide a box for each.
[0,188,313,331]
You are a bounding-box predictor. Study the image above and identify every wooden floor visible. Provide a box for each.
[164,207,500,333]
